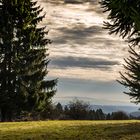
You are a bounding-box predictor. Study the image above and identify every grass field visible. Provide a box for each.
[0,120,140,140]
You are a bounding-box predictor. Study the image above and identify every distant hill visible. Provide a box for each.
[91,105,139,114]
[130,111,140,117]
[53,96,139,114]
[53,97,140,114]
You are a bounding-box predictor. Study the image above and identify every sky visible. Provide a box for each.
[38,0,139,106]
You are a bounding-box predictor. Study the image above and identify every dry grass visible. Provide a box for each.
[0,120,140,140]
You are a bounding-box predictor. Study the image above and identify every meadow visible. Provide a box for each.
[0,120,140,140]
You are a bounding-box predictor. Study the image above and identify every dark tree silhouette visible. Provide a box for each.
[100,0,140,104]
[100,0,140,45]
[111,111,129,120]
[119,46,140,104]
[0,0,57,121]
[95,109,105,120]
[106,113,111,120]
[67,99,90,120]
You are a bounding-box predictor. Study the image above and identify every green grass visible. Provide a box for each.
[0,120,140,140]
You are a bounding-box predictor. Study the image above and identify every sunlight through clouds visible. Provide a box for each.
[38,0,135,105]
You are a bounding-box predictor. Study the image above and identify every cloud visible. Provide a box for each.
[39,0,133,106]
[48,67,119,81]
[52,25,104,45]
[50,56,120,70]
[48,55,121,81]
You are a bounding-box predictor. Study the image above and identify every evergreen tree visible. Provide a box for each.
[100,0,140,104]
[87,109,96,120]
[95,109,105,120]
[100,0,140,45]
[0,0,57,121]
[119,46,140,104]
[64,105,69,114]
[111,111,129,120]
[106,113,111,120]
[56,103,63,113]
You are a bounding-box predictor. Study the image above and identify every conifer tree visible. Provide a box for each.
[100,0,140,45]
[119,46,140,104]
[0,0,57,121]
[100,0,140,104]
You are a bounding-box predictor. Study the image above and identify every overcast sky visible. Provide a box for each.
[39,0,139,106]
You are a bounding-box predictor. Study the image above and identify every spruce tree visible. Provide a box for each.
[0,0,57,121]
[100,0,140,104]
[100,0,140,45]
[119,46,140,104]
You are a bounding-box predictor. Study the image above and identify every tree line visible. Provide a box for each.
[49,100,130,120]
[0,99,133,121]
[11,99,134,121]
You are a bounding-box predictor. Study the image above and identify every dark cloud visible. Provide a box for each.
[64,0,99,6]
[52,25,120,48]
[50,56,120,70]
[52,25,104,45]
[58,25,102,36]
[41,0,64,5]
